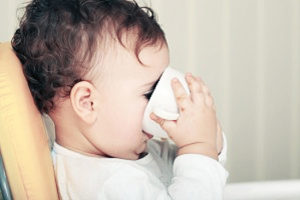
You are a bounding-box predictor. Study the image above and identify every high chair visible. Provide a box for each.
[0,42,59,199]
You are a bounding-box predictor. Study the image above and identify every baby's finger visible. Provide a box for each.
[150,112,165,127]
[194,76,208,93]
[202,85,211,96]
[150,112,176,133]
[185,74,205,105]
[194,76,215,107]
[171,78,190,113]
[205,93,215,107]
[216,120,223,154]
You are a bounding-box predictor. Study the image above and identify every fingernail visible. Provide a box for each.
[203,85,208,93]
[186,73,192,81]
[186,72,192,77]
[150,113,157,120]
[172,78,178,83]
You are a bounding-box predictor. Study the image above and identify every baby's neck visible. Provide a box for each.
[54,125,106,157]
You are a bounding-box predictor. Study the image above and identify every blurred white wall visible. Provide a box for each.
[0,0,26,42]
[1,0,299,183]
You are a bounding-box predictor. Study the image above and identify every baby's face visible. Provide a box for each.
[88,41,169,160]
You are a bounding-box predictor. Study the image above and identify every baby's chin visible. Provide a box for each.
[110,140,150,160]
[122,152,147,160]
[129,142,149,160]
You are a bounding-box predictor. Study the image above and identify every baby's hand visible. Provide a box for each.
[150,73,219,160]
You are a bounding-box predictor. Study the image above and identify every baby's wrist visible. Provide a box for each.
[176,142,219,161]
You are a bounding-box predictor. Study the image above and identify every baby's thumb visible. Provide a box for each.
[150,112,176,133]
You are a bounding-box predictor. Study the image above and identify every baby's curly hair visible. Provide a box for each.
[12,0,166,114]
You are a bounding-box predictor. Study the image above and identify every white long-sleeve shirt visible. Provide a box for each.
[51,133,229,200]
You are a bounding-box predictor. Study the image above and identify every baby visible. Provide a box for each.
[12,0,228,199]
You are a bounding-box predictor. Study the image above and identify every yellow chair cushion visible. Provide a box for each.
[0,42,59,200]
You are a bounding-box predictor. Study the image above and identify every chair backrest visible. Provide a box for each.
[0,152,12,200]
[0,42,59,200]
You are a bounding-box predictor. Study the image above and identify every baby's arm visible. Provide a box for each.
[101,155,227,200]
[150,73,228,199]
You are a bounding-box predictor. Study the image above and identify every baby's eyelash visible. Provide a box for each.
[143,89,154,100]
[143,75,161,100]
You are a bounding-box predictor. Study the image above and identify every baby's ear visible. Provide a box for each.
[70,81,98,125]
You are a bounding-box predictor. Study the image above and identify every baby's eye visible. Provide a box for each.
[143,89,154,100]
[143,76,160,100]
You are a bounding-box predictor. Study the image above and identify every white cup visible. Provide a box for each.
[142,67,190,138]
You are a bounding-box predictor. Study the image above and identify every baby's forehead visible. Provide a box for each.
[86,40,168,89]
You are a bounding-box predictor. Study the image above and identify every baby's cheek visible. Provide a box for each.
[130,103,146,126]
